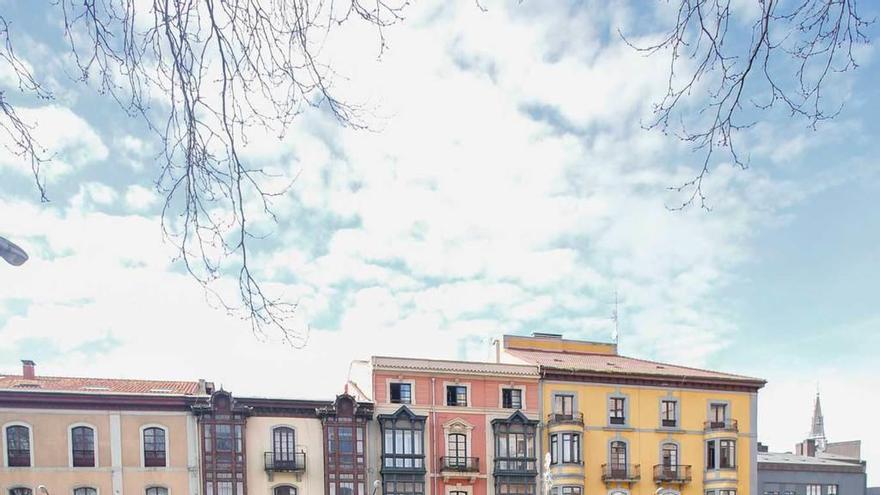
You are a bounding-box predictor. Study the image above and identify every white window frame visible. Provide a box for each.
[442,381,471,407]
[145,486,170,495]
[442,418,474,459]
[2,421,34,468]
[499,385,526,410]
[71,486,100,495]
[385,378,416,405]
[68,422,99,468]
[140,423,170,468]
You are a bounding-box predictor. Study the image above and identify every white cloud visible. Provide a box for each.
[0,105,108,182]
[124,185,159,211]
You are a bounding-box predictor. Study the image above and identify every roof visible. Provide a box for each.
[759,452,865,471]
[372,356,539,377]
[0,373,202,396]
[506,348,764,386]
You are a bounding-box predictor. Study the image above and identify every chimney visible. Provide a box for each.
[806,439,817,457]
[22,360,35,379]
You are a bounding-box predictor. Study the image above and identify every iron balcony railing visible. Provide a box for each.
[601,464,640,482]
[653,464,692,483]
[704,419,738,432]
[546,412,584,425]
[440,456,480,472]
[264,451,306,472]
[493,457,538,475]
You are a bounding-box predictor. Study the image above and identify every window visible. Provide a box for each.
[609,441,627,475]
[9,489,32,495]
[710,403,728,426]
[719,440,736,468]
[273,487,296,495]
[825,486,838,495]
[143,427,167,467]
[381,412,425,469]
[447,433,467,462]
[502,388,523,409]
[661,443,678,468]
[215,424,234,451]
[806,486,821,495]
[384,477,425,495]
[73,488,97,495]
[71,426,96,467]
[446,386,467,407]
[272,426,297,468]
[549,433,580,464]
[5,425,31,467]
[609,397,626,425]
[390,383,412,404]
[706,440,716,469]
[493,414,537,473]
[496,480,535,495]
[552,394,574,418]
[661,400,677,427]
[450,491,467,495]
[146,488,168,495]
[550,488,581,495]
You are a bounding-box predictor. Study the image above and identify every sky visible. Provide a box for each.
[0,0,878,484]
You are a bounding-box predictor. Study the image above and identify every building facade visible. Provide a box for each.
[0,360,204,495]
[370,356,541,495]
[498,333,766,495]
[757,393,868,495]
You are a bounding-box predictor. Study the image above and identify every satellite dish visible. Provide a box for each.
[0,236,28,266]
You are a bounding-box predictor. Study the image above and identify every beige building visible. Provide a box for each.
[0,360,205,495]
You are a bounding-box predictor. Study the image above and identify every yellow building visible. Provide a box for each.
[499,334,765,495]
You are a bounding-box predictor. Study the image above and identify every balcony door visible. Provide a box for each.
[610,441,627,478]
[661,443,678,477]
[447,433,467,467]
[553,394,574,419]
[273,427,296,468]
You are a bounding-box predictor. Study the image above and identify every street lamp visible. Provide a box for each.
[0,235,28,266]
[38,486,49,495]
[371,480,381,495]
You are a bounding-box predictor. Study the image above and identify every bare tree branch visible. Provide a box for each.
[0,0,408,346]
[622,0,873,209]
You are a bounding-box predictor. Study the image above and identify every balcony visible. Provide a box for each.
[601,464,640,483]
[546,412,584,426]
[494,457,538,475]
[704,419,738,433]
[264,451,306,473]
[440,456,480,472]
[653,464,692,483]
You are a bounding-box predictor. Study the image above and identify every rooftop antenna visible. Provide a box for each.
[610,290,620,347]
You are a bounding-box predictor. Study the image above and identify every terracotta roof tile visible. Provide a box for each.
[0,374,201,396]
[372,356,539,377]
[506,349,764,384]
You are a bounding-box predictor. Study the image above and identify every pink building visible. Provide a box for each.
[371,357,540,495]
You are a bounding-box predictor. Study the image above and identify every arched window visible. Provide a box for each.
[71,426,96,467]
[273,487,296,495]
[146,487,168,495]
[9,488,32,495]
[143,427,167,467]
[5,424,31,467]
[73,488,97,495]
[609,441,627,476]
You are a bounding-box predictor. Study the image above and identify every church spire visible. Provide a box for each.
[809,391,826,451]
